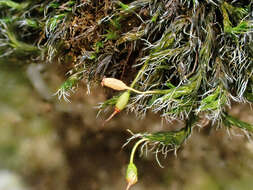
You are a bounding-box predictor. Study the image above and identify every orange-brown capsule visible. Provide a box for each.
[101,77,159,94]
[101,78,129,91]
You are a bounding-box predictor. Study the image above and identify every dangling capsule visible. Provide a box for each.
[126,162,138,190]
[103,91,130,126]
[115,91,131,110]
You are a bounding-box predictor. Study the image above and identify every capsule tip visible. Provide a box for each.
[102,108,121,126]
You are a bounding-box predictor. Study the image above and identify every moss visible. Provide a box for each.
[0,0,253,188]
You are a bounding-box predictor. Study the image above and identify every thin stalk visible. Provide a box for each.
[126,86,170,94]
[130,138,147,164]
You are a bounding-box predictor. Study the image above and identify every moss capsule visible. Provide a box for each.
[103,91,130,125]
[115,91,130,110]
[101,77,164,94]
[126,162,138,190]
[101,77,129,91]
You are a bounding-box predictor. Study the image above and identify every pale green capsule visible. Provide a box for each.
[126,162,138,190]
[103,91,130,126]
[115,91,130,111]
